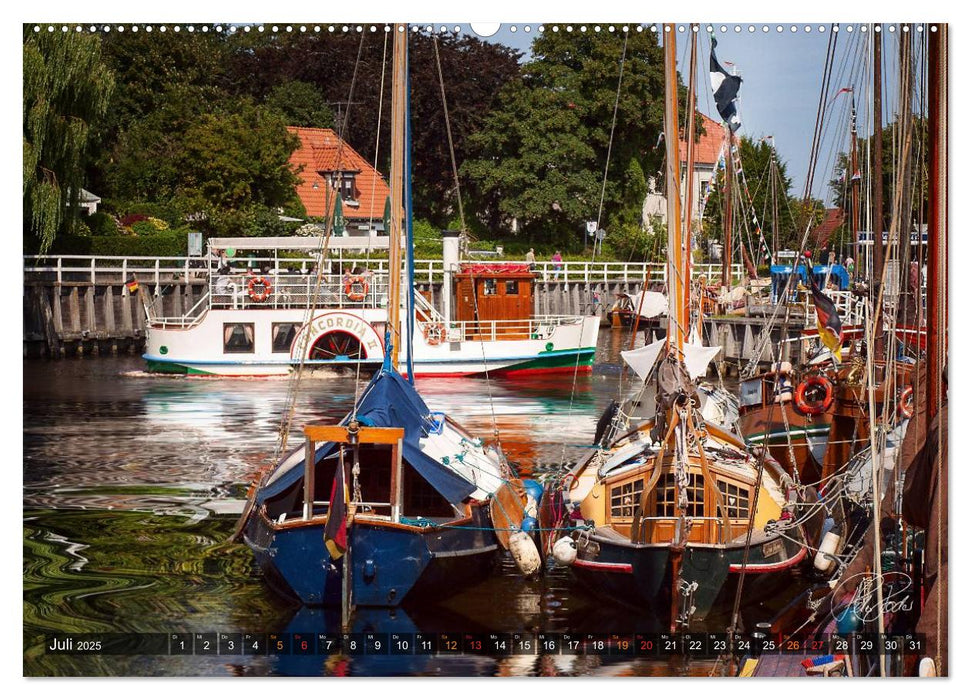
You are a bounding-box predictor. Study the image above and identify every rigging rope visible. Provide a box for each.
[353,29,391,414]
[594,32,629,248]
[433,35,467,236]
[275,31,368,459]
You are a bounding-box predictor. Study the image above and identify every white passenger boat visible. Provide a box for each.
[142,235,600,377]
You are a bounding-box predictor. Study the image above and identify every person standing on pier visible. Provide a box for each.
[526,248,536,271]
[552,250,563,280]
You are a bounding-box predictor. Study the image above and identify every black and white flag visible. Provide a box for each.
[710,37,742,132]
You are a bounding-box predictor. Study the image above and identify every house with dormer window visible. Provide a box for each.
[287,127,391,235]
[642,112,726,231]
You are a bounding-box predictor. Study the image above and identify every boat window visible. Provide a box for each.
[481,279,497,296]
[223,323,255,353]
[717,480,751,519]
[272,323,298,353]
[654,473,704,518]
[504,280,519,295]
[610,478,644,519]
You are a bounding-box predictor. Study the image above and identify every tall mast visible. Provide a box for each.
[927,23,947,417]
[897,25,915,326]
[663,25,686,357]
[722,128,734,289]
[387,25,407,369]
[769,145,779,260]
[850,93,860,277]
[872,24,886,359]
[683,27,698,336]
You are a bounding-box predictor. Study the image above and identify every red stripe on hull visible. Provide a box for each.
[572,558,633,573]
[729,545,807,573]
[493,365,594,378]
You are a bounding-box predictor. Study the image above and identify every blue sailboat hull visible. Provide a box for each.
[244,504,499,607]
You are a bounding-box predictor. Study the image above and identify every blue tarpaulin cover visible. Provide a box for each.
[255,369,477,505]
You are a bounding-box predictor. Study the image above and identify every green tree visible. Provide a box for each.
[23,29,114,251]
[702,136,802,257]
[264,80,335,129]
[98,28,229,134]
[105,96,302,236]
[828,116,928,240]
[463,28,668,244]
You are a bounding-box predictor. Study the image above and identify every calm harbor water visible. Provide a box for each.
[24,328,767,677]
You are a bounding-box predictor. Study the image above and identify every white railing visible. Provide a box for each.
[24,254,745,286]
[420,315,585,344]
[789,289,868,327]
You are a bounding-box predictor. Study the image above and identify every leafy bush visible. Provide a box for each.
[120,213,149,228]
[131,220,159,236]
[84,211,120,236]
[47,230,188,257]
[121,202,185,228]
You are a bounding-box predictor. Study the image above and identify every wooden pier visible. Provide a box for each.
[22,255,810,368]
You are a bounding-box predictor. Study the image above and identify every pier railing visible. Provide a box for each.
[23,254,744,287]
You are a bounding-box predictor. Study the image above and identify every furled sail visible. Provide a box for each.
[683,342,721,380]
[620,337,666,382]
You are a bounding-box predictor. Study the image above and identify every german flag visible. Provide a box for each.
[125,277,139,293]
[805,253,844,362]
[323,456,349,560]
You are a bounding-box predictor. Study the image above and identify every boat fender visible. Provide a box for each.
[814,528,842,572]
[509,531,542,576]
[918,658,937,677]
[834,605,861,634]
[522,479,544,504]
[593,400,620,447]
[520,516,538,533]
[819,516,835,540]
[524,496,538,520]
[794,375,834,415]
[552,536,578,566]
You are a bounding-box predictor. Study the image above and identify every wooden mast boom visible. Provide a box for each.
[663,26,686,357]
[387,25,407,369]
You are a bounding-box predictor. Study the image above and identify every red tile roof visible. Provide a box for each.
[679,113,726,166]
[812,208,846,248]
[288,127,390,222]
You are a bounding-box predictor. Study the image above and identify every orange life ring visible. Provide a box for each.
[423,322,446,345]
[247,276,272,303]
[344,275,369,302]
[899,386,915,419]
[794,375,834,416]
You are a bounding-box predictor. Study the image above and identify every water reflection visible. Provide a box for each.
[24,329,728,676]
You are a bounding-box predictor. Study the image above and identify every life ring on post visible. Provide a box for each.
[899,386,915,419]
[423,322,447,346]
[247,276,273,303]
[344,275,369,302]
[794,375,834,415]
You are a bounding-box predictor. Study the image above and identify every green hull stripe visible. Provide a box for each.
[145,360,214,376]
[498,348,596,372]
[744,427,830,444]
